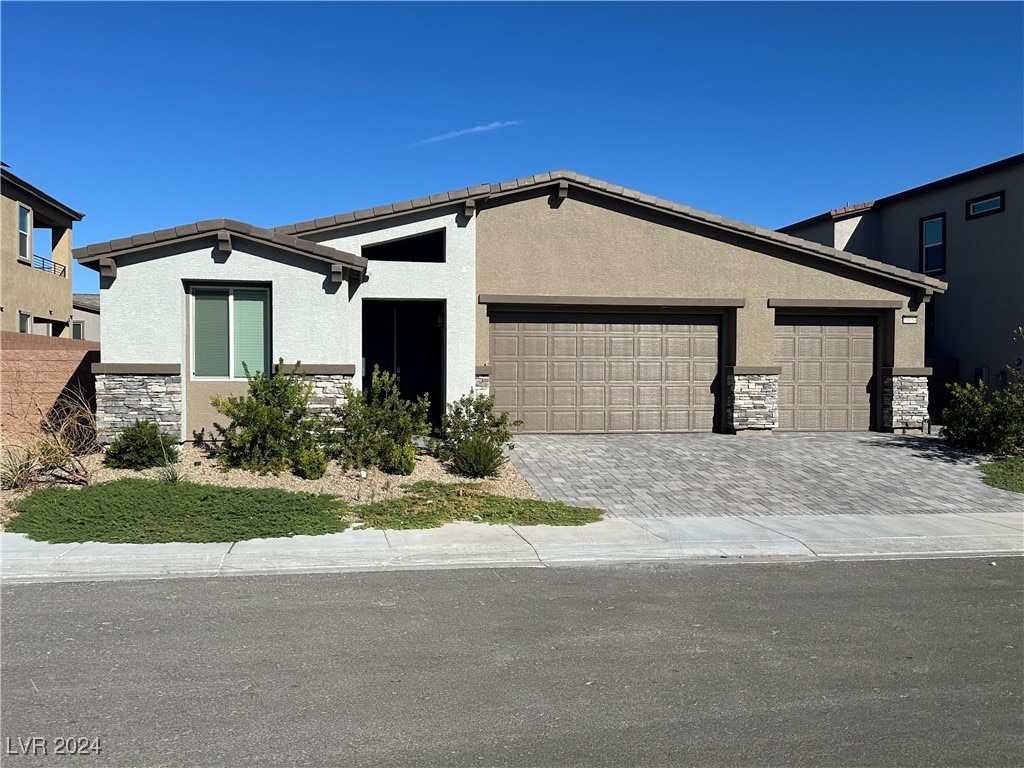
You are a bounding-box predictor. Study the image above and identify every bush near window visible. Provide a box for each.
[941,327,1024,456]
[211,360,324,475]
[104,420,179,470]
[326,366,430,476]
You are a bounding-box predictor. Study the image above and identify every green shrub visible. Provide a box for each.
[104,420,179,470]
[452,435,506,478]
[294,448,328,480]
[211,360,324,474]
[326,366,429,475]
[379,442,416,476]
[432,393,521,462]
[941,327,1024,455]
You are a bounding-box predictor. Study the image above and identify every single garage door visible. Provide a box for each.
[775,315,875,431]
[490,311,719,433]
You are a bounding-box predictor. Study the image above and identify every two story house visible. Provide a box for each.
[781,154,1023,416]
[1,164,84,337]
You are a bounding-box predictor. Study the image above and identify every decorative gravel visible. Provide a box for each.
[77,446,539,504]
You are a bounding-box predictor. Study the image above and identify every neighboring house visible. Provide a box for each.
[781,154,1023,416]
[75,170,945,443]
[1,164,84,337]
[71,293,101,341]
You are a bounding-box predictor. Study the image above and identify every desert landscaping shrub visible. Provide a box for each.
[452,435,506,478]
[431,393,521,478]
[941,327,1024,455]
[103,420,179,470]
[1,445,39,490]
[294,447,328,480]
[211,361,323,475]
[327,366,429,475]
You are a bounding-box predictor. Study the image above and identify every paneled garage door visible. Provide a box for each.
[490,311,719,433]
[775,315,875,431]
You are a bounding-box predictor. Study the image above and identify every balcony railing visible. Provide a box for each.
[30,254,67,278]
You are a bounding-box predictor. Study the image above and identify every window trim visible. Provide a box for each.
[17,205,32,263]
[72,321,85,340]
[965,190,1005,220]
[189,285,270,380]
[18,311,31,334]
[919,212,946,275]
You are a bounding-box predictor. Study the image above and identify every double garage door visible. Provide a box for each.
[490,310,876,434]
[490,311,719,433]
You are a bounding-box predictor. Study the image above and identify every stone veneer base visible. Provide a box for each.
[883,375,929,433]
[728,372,779,432]
[96,373,183,443]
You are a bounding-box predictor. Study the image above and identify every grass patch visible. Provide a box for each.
[6,478,349,544]
[6,479,603,544]
[355,481,604,530]
[979,457,1024,494]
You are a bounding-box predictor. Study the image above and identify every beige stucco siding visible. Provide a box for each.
[0,195,73,334]
[475,191,925,368]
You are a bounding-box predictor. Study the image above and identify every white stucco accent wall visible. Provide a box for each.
[316,208,477,404]
[99,243,351,366]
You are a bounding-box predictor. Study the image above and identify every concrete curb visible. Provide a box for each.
[2,512,1021,583]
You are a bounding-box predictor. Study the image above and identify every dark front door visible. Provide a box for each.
[362,300,445,425]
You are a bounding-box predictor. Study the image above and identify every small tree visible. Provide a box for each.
[212,360,324,474]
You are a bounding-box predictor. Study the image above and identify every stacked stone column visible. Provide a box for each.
[882,369,930,433]
[727,367,779,433]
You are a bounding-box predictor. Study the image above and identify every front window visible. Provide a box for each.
[920,214,945,274]
[72,322,84,340]
[191,287,270,378]
[17,206,31,261]
[18,312,30,334]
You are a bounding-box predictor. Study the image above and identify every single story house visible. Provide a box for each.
[74,170,946,442]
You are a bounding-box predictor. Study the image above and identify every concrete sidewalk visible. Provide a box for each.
[3,511,1021,583]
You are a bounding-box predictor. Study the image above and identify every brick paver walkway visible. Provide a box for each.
[509,433,1023,518]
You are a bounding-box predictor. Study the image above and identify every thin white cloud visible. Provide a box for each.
[415,120,524,145]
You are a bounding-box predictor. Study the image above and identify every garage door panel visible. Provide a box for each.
[523,336,549,357]
[552,336,577,356]
[552,386,576,407]
[551,361,577,382]
[491,311,719,433]
[523,361,548,381]
[550,411,577,432]
[580,336,606,357]
[581,386,606,407]
[776,315,875,432]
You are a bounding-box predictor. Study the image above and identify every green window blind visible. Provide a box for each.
[194,291,229,377]
[233,290,268,378]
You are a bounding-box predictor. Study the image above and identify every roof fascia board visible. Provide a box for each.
[76,230,366,271]
[1,169,84,221]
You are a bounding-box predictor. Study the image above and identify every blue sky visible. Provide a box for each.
[3,1,1022,293]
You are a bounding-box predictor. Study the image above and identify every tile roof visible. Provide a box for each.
[72,293,100,311]
[276,170,946,293]
[74,218,366,271]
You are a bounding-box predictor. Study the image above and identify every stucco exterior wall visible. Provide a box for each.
[475,191,925,368]
[787,163,1023,384]
[0,194,73,335]
[309,207,477,403]
[99,239,355,440]
[73,306,101,341]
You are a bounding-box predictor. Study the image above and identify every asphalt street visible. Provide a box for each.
[2,558,1021,768]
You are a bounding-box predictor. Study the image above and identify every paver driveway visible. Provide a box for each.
[509,433,1023,518]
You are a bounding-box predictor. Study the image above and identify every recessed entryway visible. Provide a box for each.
[362,299,446,425]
